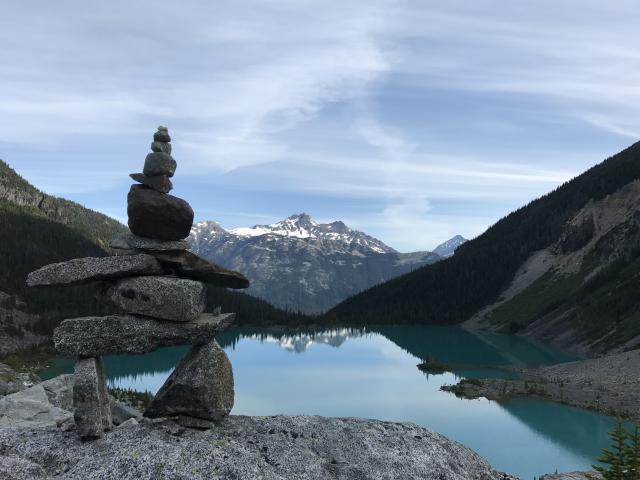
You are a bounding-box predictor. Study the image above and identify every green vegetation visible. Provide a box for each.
[416,357,451,374]
[0,159,127,334]
[485,269,587,333]
[483,248,640,351]
[1,159,313,337]
[109,387,154,410]
[590,418,640,479]
[0,199,111,332]
[0,345,54,374]
[325,141,640,348]
[0,160,126,247]
[206,287,315,327]
[440,378,483,398]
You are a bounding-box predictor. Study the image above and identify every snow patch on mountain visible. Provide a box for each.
[226,213,393,254]
[189,213,462,313]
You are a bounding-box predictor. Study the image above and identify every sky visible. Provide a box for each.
[1,1,639,252]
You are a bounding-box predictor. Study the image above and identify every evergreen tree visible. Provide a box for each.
[625,424,640,479]
[592,418,629,479]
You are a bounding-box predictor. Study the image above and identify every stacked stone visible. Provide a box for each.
[27,127,249,439]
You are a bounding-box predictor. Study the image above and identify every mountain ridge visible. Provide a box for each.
[433,235,468,258]
[190,213,456,313]
[0,159,127,247]
[325,141,640,355]
[230,212,395,254]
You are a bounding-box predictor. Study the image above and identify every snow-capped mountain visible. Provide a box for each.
[433,235,468,258]
[229,213,394,254]
[190,213,448,313]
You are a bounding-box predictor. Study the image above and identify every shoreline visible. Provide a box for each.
[442,349,640,423]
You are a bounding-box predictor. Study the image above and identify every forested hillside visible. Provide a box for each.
[0,160,311,342]
[0,160,126,247]
[0,199,107,321]
[326,141,640,349]
[0,160,125,338]
[206,287,314,326]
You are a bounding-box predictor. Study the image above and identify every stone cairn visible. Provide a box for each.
[26,127,250,439]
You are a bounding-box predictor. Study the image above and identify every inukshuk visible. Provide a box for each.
[26,127,249,439]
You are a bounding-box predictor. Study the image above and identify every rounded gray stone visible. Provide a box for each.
[127,185,194,241]
[144,339,234,422]
[0,384,72,429]
[106,276,206,322]
[129,173,173,193]
[150,141,172,154]
[153,130,171,142]
[143,152,176,177]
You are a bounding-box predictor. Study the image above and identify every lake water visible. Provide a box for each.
[43,325,617,479]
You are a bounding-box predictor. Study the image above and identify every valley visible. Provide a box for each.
[2,4,639,478]
[190,214,459,313]
[2,141,640,479]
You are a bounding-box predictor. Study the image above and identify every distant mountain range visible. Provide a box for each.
[190,213,463,313]
[5,137,640,356]
[327,142,640,355]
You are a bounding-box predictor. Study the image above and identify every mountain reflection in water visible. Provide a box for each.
[41,325,611,479]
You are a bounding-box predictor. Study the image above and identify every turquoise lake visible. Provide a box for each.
[43,325,617,479]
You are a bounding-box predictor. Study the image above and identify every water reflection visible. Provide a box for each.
[217,328,367,353]
[41,325,611,479]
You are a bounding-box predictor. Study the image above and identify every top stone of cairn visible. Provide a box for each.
[154,125,171,142]
[151,125,172,154]
[143,126,176,177]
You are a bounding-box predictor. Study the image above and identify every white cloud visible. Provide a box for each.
[2,1,639,250]
[0,0,397,172]
[390,1,640,137]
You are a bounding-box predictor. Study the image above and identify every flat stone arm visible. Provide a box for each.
[53,313,235,356]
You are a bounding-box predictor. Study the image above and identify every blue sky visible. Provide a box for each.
[1,1,638,251]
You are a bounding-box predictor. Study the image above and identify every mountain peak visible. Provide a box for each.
[194,213,396,254]
[281,213,318,231]
[287,212,313,221]
[433,235,468,258]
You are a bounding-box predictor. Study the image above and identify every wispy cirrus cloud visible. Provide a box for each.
[2,0,639,250]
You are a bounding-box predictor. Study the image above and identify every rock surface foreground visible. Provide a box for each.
[0,415,509,480]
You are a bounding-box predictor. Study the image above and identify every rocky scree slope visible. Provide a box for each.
[467,178,640,354]
[326,141,640,354]
[190,213,444,313]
